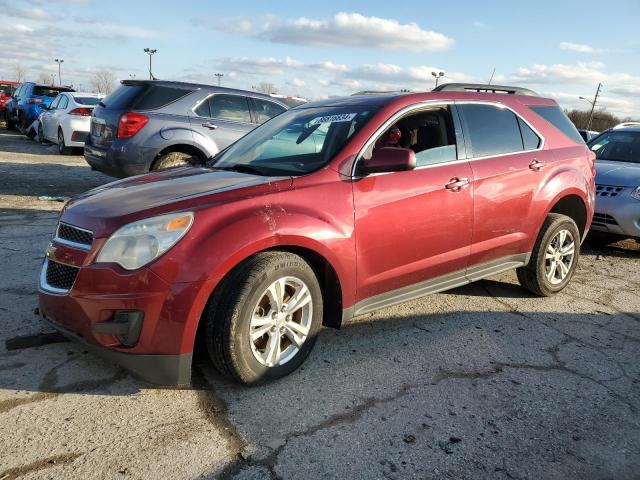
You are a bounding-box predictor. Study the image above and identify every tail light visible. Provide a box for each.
[26,98,42,104]
[69,107,93,116]
[117,112,148,139]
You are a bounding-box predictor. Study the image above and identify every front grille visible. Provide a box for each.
[45,260,79,291]
[595,184,624,197]
[56,223,93,248]
[592,212,619,226]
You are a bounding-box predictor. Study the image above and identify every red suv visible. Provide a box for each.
[38,84,595,385]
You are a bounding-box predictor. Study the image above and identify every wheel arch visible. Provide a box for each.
[191,243,345,360]
[548,193,588,239]
[151,143,209,170]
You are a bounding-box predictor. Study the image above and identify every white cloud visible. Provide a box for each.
[559,41,601,54]
[200,12,454,52]
[511,61,633,85]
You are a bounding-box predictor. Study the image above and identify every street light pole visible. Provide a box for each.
[431,71,445,88]
[54,58,64,86]
[580,83,602,131]
[143,48,157,80]
[214,73,223,86]
[50,73,56,86]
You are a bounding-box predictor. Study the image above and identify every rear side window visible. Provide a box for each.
[58,96,68,109]
[529,105,583,143]
[518,117,541,150]
[459,104,524,157]
[133,86,192,110]
[253,98,286,124]
[209,95,252,123]
[99,84,191,110]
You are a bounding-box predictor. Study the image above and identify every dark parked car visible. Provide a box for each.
[84,80,289,177]
[0,80,20,115]
[40,83,594,386]
[4,82,74,131]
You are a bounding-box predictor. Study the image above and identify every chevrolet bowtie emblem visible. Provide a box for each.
[46,244,56,258]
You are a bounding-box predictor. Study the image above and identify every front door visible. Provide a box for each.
[353,105,473,307]
[190,94,255,152]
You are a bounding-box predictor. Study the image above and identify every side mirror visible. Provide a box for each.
[359,147,416,175]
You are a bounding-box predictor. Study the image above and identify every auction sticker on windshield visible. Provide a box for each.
[309,113,357,125]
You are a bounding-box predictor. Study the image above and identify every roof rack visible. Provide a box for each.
[433,83,538,96]
[351,90,412,96]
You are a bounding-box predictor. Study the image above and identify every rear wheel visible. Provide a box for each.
[152,152,199,171]
[5,111,16,130]
[57,129,72,155]
[206,252,323,384]
[517,213,580,296]
[37,123,45,144]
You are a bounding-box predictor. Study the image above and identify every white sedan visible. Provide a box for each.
[38,92,103,154]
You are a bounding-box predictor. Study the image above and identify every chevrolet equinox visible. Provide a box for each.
[39,84,596,385]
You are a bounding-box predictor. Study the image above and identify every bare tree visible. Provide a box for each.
[90,70,117,95]
[256,82,276,95]
[36,73,51,85]
[12,64,28,83]
[565,108,639,132]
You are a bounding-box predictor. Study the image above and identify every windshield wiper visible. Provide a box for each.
[214,164,267,176]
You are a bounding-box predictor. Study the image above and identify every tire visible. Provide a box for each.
[37,123,45,144]
[152,152,198,171]
[517,213,580,296]
[206,252,323,384]
[57,129,72,155]
[4,112,15,131]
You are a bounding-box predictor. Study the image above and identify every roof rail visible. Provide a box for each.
[433,83,538,96]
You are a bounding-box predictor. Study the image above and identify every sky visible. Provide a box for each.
[1,0,640,117]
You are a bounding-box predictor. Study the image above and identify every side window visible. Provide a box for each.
[194,98,210,118]
[49,96,61,110]
[366,107,458,167]
[518,117,541,150]
[253,98,286,124]
[529,105,583,144]
[58,96,69,110]
[460,104,523,157]
[209,94,252,123]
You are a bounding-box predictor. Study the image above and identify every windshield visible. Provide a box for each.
[212,106,378,176]
[589,130,640,164]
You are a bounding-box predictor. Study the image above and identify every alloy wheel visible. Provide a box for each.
[544,229,575,285]
[249,276,313,367]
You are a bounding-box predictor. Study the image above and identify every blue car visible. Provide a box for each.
[588,126,640,244]
[4,82,74,131]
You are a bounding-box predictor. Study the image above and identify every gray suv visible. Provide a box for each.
[84,80,289,177]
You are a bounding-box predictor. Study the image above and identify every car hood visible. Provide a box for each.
[62,167,292,236]
[595,160,640,187]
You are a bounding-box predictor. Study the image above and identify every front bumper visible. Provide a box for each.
[38,241,199,386]
[591,189,640,239]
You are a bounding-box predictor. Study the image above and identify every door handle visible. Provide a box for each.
[202,122,218,130]
[445,177,470,191]
[529,159,546,171]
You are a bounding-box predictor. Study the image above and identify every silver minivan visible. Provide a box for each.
[84,80,289,177]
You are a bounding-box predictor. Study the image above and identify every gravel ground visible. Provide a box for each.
[1,128,639,480]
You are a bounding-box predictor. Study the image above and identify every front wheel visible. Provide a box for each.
[206,252,323,384]
[151,152,198,171]
[517,213,580,296]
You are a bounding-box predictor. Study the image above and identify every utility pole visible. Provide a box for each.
[54,58,64,86]
[214,73,223,86]
[583,83,602,131]
[431,71,445,88]
[143,48,157,80]
[487,67,496,85]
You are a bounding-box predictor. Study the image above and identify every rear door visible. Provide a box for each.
[42,95,61,139]
[457,102,551,266]
[52,94,69,135]
[190,94,255,150]
[249,97,287,125]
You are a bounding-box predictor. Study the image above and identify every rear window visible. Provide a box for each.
[530,105,583,143]
[73,96,101,106]
[33,87,72,97]
[99,84,192,110]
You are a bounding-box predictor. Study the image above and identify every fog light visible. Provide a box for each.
[92,310,144,347]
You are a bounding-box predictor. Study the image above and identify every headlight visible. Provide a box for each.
[632,186,640,201]
[97,212,194,270]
